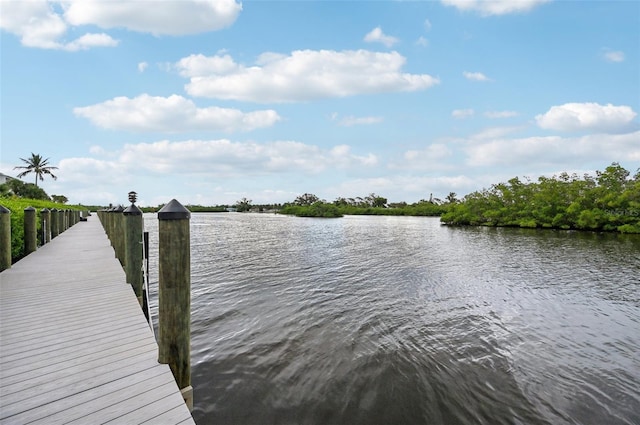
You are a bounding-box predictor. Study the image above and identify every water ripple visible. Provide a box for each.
[144,213,640,425]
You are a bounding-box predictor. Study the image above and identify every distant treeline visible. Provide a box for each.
[441,162,639,234]
[139,205,229,213]
[279,200,447,218]
[277,163,640,234]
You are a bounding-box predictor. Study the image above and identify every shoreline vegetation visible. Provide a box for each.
[0,198,86,262]
[136,163,640,233]
[441,162,639,234]
[1,163,638,263]
[273,163,640,234]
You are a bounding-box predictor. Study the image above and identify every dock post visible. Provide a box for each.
[51,209,59,239]
[105,208,113,241]
[123,192,144,305]
[157,199,193,411]
[57,208,64,235]
[109,207,116,241]
[114,205,125,267]
[41,208,51,245]
[24,207,37,255]
[0,206,10,271]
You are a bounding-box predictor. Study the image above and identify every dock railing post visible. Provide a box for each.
[123,191,144,305]
[57,208,64,236]
[157,199,193,411]
[41,208,50,245]
[106,207,114,242]
[114,205,125,266]
[24,206,37,255]
[51,209,59,239]
[0,206,11,271]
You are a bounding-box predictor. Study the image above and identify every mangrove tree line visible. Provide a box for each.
[440,163,639,233]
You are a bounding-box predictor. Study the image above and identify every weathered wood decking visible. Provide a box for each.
[0,216,195,424]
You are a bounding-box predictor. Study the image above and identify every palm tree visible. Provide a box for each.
[14,153,58,187]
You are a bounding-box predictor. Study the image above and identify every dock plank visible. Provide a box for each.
[0,216,195,424]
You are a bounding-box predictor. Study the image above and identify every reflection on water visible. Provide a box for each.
[145,214,640,425]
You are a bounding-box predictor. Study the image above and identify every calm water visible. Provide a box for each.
[145,213,640,425]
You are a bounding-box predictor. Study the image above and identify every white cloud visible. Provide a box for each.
[484,110,518,118]
[463,71,491,81]
[73,94,281,133]
[535,102,637,133]
[58,157,127,183]
[138,62,149,73]
[64,33,119,51]
[424,19,432,31]
[465,131,640,167]
[602,49,625,63]
[175,53,239,77]
[52,139,378,203]
[63,0,242,35]
[471,126,521,140]
[404,144,452,161]
[335,115,384,127]
[329,145,378,167]
[0,0,118,50]
[0,0,67,49]
[364,27,399,47]
[415,36,429,47]
[87,139,379,176]
[177,50,439,103]
[452,109,475,119]
[441,0,551,16]
[398,144,453,171]
[0,0,241,50]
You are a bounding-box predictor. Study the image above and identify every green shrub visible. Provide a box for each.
[0,197,86,263]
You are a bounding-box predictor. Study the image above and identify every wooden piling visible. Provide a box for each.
[114,205,125,266]
[157,199,192,411]
[51,208,60,239]
[123,203,143,304]
[0,205,10,271]
[24,207,37,255]
[104,208,114,252]
[41,208,51,245]
[57,208,64,236]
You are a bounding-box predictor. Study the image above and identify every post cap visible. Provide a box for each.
[41,208,49,212]
[0,205,10,214]
[114,205,125,212]
[24,206,36,212]
[158,199,191,220]
[123,204,143,216]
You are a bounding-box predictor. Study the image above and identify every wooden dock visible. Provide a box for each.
[0,216,195,424]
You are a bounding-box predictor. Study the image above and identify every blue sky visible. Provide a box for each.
[1,0,638,207]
